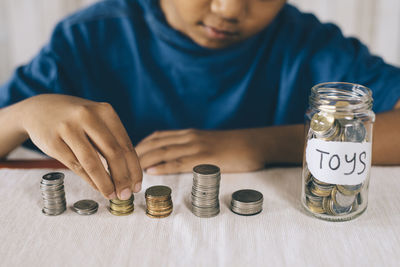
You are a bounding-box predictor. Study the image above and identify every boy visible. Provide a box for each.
[0,0,399,201]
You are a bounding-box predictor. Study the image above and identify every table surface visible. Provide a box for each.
[1,148,400,267]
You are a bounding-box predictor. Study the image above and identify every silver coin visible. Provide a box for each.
[232,189,263,203]
[73,200,99,212]
[230,189,263,216]
[330,200,352,215]
[41,172,65,185]
[341,120,366,142]
[193,164,220,176]
[333,189,356,207]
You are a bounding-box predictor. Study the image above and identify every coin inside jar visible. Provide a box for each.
[341,120,366,142]
[331,187,356,208]
[310,112,335,134]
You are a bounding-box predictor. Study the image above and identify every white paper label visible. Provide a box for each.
[305,139,371,185]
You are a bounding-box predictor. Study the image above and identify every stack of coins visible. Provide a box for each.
[304,171,363,216]
[109,195,134,216]
[41,172,67,216]
[191,164,221,218]
[230,189,263,216]
[145,186,173,218]
[72,200,99,215]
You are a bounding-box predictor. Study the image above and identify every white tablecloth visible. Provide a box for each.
[1,148,400,267]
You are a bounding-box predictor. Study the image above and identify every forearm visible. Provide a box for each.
[372,109,400,165]
[0,103,29,158]
[249,124,305,166]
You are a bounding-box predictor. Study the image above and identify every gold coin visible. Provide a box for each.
[310,183,332,197]
[334,101,354,119]
[306,200,325,214]
[310,112,335,135]
[110,205,135,212]
[147,205,172,211]
[312,177,332,186]
[146,211,172,219]
[146,208,173,215]
[146,200,173,206]
[109,208,134,216]
[304,170,312,185]
[110,194,134,205]
[145,186,171,198]
[322,197,332,215]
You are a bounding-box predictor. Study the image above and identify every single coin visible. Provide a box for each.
[193,164,220,175]
[146,211,172,219]
[310,112,335,135]
[109,208,134,216]
[331,187,355,207]
[310,182,333,197]
[42,172,64,182]
[329,199,352,215]
[337,184,362,196]
[110,194,134,205]
[306,199,325,214]
[145,186,172,198]
[232,189,263,203]
[341,120,366,142]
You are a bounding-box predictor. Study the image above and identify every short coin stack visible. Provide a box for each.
[191,164,221,218]
[109,194,134,216]
[41,172,67,216]
[145,186,173,218]
[72,200,99,215]
[230,189,263,216]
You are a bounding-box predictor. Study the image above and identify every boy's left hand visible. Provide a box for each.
[135,129,266,175]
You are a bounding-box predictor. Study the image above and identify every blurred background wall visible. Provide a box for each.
[0,0,399,84]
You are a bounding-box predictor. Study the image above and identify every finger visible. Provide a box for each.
[82,116,133,200]
[138,129,194,145]
[140,144,200,170]
[60,127,116,199]
[146,155,204,175]
[45,138,99,191]
[97,103,143,192]
[136,134,195,156]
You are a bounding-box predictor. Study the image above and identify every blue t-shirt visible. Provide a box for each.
[1,0,400,144]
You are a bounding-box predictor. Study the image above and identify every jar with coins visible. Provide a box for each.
[301,82,375,221]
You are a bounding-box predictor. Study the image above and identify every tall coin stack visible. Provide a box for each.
[230,189,263,216]
[191,164,221,218]
[41,172,67,216]
[109,195,134,216]
[145,185,173,218]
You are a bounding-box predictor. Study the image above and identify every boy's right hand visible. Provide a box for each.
[17,94,142,200]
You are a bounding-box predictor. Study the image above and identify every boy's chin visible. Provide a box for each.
[191,35,241,50]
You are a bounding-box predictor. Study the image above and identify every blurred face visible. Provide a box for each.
[160,0,287,49]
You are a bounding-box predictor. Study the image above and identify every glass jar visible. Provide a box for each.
[301,82,375,221]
